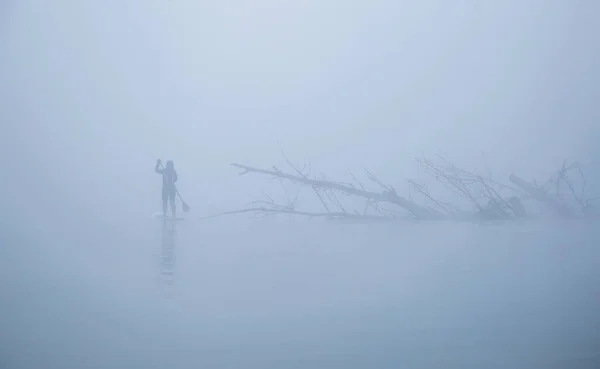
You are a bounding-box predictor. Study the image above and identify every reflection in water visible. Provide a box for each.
[160,220,177,296]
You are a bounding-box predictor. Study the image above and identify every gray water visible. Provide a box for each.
[2,217,599,369]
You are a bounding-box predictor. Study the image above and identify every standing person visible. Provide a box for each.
[155,159,178,218]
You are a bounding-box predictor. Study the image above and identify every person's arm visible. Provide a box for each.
[155,160,163,174]
[173,171,178,182]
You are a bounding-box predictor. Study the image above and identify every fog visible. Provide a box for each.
[1,1,600,368]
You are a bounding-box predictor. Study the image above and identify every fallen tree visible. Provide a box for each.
[203,153,597,222]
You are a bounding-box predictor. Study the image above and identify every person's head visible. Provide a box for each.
[165,160,175,171]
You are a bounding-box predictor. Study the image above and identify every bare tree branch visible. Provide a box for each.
[231,163,442,219]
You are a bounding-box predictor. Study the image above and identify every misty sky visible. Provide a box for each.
[2,0,599,223]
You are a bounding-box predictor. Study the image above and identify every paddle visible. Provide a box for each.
[159,161,190,213]
[175,186,191,213]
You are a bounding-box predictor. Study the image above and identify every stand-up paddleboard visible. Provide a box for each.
[153,212,185,221]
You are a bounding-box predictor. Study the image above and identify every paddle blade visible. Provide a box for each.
[182,201,191,212]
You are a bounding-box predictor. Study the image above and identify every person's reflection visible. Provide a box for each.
[161,220,176,293]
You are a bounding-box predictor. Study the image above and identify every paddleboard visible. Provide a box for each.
[153,212,185,221]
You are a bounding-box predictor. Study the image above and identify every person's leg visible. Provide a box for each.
[162,188,168,217]
[169,189,177,217]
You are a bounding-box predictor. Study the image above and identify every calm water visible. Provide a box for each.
[1,217,599,368]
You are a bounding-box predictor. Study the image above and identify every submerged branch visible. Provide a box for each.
[199,208,394,221]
